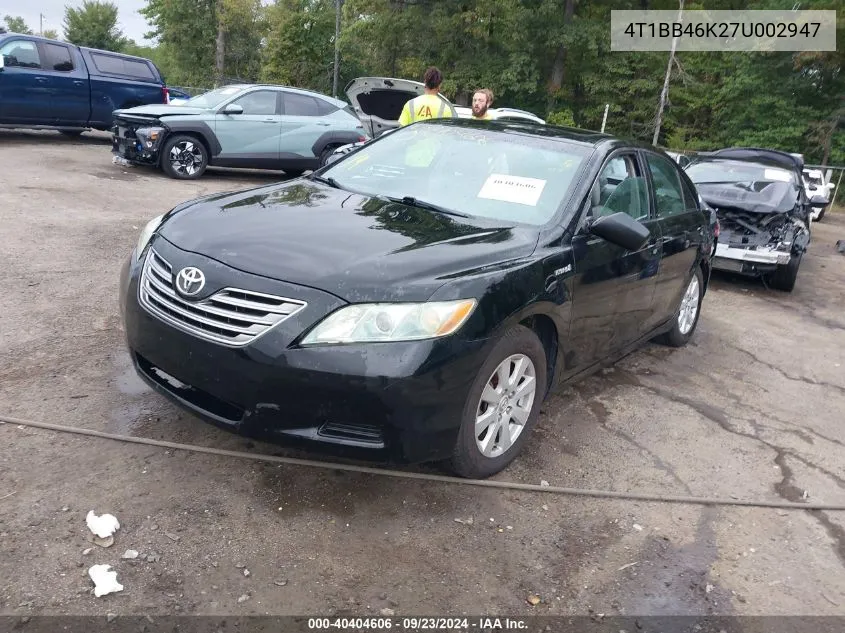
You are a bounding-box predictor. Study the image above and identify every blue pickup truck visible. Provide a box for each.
[0,31,168,135]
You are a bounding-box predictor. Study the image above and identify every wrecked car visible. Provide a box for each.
[685,148,823,292]
[111,84,367,179]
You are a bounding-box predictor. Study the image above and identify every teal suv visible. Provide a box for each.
[111,84,369,179]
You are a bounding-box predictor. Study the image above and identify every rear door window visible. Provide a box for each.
[91,52,156,80]
[42,43,74,72]
[283,92,321,116]
[644,152,686,218]
[0,40,41,68]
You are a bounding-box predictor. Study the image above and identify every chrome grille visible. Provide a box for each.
[139,249,306,346]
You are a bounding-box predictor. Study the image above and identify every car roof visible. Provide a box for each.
[417,117,630,148]
[217,83,347,108]
[698,147,804,172]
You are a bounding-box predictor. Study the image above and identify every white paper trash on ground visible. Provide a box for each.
[87,511,120,539]
[88,565,124,597]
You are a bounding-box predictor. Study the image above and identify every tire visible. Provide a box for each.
[285,168,305,178]
[769,252,802,292]
[59,129,84,137]
[319,145,341,167]
[658,266,704,347]
[160,134,209,180]
[816,206,827,221]
[449,325,547,479]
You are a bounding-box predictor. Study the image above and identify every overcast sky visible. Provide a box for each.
[1,0,152,42]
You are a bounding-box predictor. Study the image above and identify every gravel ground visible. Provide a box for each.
[1,129,844,618]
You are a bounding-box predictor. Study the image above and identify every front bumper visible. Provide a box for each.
[111,121,161,165]
[119,239,489,464]
[712,242,791,275]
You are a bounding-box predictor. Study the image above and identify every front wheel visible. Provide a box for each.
[816,206,827,221]
[160,135,209,179]
[449,325,547,479]
[658,266,704,347]
[769,252,802,292]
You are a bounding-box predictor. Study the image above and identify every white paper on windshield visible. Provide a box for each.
[478,174,546,206]
[764,168,792,182]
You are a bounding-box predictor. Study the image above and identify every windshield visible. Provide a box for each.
[321,122,590,225]
[687,159,796,186]
[187,86,247,109]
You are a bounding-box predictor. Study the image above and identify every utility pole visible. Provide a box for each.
[653,0,684,146]
[40,13,44,36]
[601,104,609,133]
[332,0,341,98]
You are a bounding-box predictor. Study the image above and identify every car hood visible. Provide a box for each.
[344,76,457,137]
[115,104,209,118]
[157,180,539,303]
[695,180,801,215]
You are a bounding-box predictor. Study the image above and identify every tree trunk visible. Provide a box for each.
[215,1,226,86]
[216,27,225,84]
[332,0,341,98]
[652,0,685,146]
[546,0,576,111]
[820,113,840,166]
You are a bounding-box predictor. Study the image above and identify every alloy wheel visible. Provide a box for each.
[678,275,700,335]
[474,354,537,459]
[169,141,204,176]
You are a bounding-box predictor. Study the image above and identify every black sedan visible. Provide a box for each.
[119,119,714,478]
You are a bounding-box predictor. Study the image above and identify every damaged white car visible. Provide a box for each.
[685,148,824,292]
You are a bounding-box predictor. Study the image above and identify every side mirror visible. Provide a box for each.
[589,212,650,251]
[221,103,243,115]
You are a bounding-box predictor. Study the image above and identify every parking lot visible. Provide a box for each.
[2,129,845,617]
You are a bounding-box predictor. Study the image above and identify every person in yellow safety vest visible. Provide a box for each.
[471,88,494,120]
[398,67,454,126]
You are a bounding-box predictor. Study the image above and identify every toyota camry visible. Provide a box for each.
[119,119,713,478]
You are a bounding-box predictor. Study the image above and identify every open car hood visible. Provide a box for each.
[696,180,801,215]
[344,76,457,137]
[114,104,210,119]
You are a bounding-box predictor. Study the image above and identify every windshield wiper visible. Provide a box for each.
[310,174,342,189]
[383,195,469,218]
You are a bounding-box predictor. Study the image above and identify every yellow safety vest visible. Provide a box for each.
[398,94,453,126]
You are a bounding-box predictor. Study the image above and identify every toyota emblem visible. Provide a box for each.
[175,267,206,297]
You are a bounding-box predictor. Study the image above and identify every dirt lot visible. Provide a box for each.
[1,129,844,618]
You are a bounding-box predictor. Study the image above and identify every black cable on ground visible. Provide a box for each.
[3,414,844,511]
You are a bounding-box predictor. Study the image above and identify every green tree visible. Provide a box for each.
[262,0,337,93]
[3,15,33,34]
[42,29,60,40]
[63,1,128,51]
[141,0,265,88]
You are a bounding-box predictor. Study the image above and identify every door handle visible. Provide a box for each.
[35,77,48,83]
[73,80,85,86]
[262,118,277,123]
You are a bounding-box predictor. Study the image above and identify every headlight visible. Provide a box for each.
[136,126,165,149]
[301,299,477,345]
[135,213,164,261]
